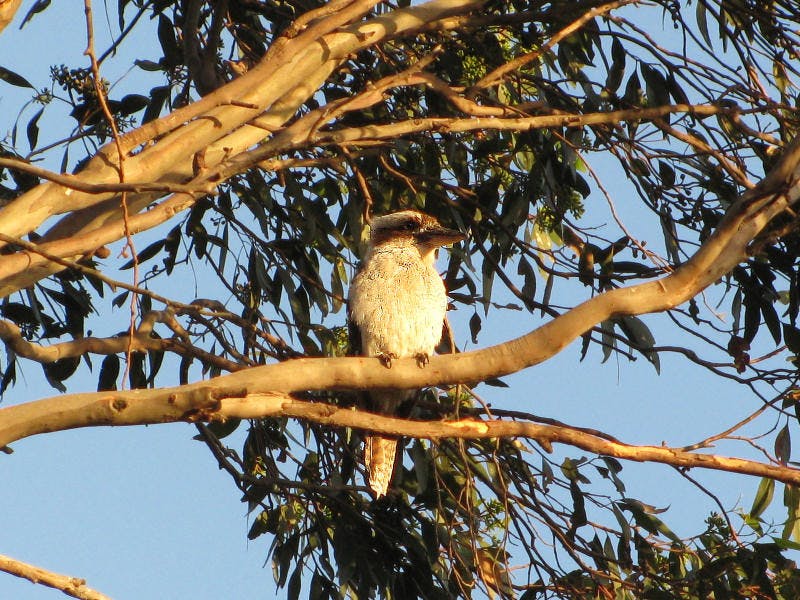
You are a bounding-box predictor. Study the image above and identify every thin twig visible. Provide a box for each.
[0,158,215,195]
[84,0,139,386]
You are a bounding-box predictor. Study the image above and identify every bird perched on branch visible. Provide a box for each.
[348,210,465,497]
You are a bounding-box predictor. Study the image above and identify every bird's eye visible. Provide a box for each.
[403,220,418,231]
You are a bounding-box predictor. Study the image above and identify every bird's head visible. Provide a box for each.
[369,210,465,259]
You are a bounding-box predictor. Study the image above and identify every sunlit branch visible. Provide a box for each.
[0,553,110,600]
[1,389,799,486]
[0,309,242,373]
[212,103,730,187]
[0,157,216,195]
[0,192,197,296]
[315,104,729,147]
[653,119,754,188]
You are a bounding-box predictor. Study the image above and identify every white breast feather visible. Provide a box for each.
[349,248,446,359]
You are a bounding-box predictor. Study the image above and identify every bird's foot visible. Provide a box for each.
[415,352,430,368]
[377,351,398,369]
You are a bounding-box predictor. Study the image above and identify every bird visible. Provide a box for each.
[347,209,465,498]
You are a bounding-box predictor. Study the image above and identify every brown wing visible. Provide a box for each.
[347,316,362,357]
[435,313,458,355]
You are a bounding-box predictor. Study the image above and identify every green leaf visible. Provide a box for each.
[163,224,181,275]
[696,1,712,47]
[782,484,800,541]
[750,477,775,519]
[784,323,800,354]
[118,93,149,115]
[570,479,587,528]
[1,302,40,325]
[0,66,35,89]
[469,312,481,344]
[97,354,120,392]
[142,85,170,123]
[157,14,181,67]
[247,510,272,540]
[134,59,163,72]
[20,0,51,27]
[619,499,680,543]
[760,299,781,345]
[658,160,675,188]
[517,257,536,311]
[207,419,242,440]
[0,359,16,396]
[481,248,495,314]
[26,107,44,151]
[622,72,643,106]
[287,564,302,600]
[600,320,616,363]
[410,440,430,496]
[775,424,791,465]
[618,315,660,373]
[640,63,670,109]
[120,239,165,270]
[604,37,626,93]
[772,536,800,551]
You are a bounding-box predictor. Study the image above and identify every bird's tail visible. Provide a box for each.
[364,390,408,497]
[364,434,398,498]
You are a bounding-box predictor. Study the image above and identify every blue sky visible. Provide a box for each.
[0,2,797,598]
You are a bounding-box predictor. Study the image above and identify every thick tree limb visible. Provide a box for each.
[0,102,728,295]
[1,390,798,485]
[0,553,110,600]
[0,310,242,373]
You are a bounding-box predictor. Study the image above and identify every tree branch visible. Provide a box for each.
[0,553,110,600]
[316,104,729,147]
[2,389,798,485]
[0,157,216,196]
[0,311,242,373]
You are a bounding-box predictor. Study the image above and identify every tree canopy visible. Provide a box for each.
[1,0,800,598]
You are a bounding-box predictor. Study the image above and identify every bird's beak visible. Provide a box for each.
[418,226,467,247]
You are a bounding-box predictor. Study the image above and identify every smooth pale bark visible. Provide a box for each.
[0,554,110,600]
[2,389,800,485]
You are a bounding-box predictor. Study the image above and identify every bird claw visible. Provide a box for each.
[415,352,430,368]
[377,352,398,368]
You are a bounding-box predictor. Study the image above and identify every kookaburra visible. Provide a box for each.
[348,210,465,497]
